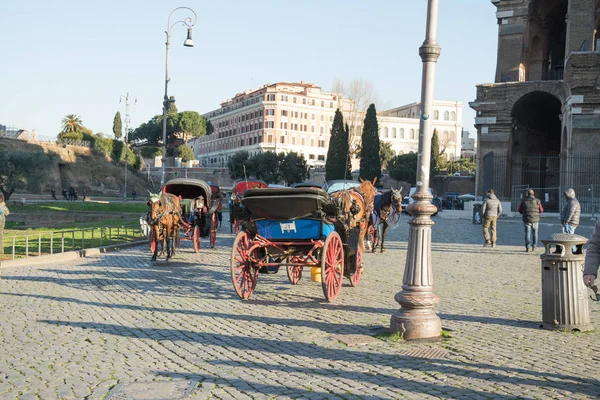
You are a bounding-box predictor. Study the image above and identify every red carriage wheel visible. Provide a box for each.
[210,213,217,248]
[149,229,156,253]
[349,246,363,287]
[231,231,258,300]
[321,231,344,301]
[193,225,201,253]
[286,265,303,285]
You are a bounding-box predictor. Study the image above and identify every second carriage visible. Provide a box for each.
[229,179,268,234]
[157,178,219,252]
[230,187,364,302]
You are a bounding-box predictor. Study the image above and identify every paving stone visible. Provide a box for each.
[0,219,599,399]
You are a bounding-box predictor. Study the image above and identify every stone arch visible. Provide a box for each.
[525,0,567,81]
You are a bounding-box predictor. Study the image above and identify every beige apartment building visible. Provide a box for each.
[192,81,463,168]
[193,82,353,168]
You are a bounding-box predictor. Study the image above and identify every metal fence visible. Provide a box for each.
[485,151,600,214]
[3,224,146,260]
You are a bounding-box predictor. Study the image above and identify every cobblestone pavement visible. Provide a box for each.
[1,215,600,399]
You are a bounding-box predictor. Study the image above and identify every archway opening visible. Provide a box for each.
[526,0,567,81]
[509,91,562,205]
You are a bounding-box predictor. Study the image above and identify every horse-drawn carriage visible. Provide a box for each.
[146,178,218,258]
[230,181,376,302]
[229,179,268,234]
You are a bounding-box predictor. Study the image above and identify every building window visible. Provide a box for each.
[281,110,288,116]
[266,121,274,128]
[292,136,296,145]
[318,139,325,148]
[450,131,455,141]
[433,110,439,120]
[312,99,315,105]
[303,98,306,105]
[311,113,315,120]
[410,129,415,140]
[266,94,275,101]
[450,111,456,121]
[267,109,274,116]
[400,128,405,139]
[320,127,324,134]
[443,131,449,141]
[293,97,297,103]
[318,155,325,161]
[320,115,324,121]
[311,138,315,147]
[392,128,396,138]
[444,111,449,121]
[302,138,306,146]
[309,154,315,160]
[311,126,315,133]
[280,135,285,144]
[384,127,389,138]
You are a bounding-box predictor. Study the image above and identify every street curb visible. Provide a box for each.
[0,240,147,270]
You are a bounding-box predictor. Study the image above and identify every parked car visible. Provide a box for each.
[322,179,360,194]
[401,197,410,214]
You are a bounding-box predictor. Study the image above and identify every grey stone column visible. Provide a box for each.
[390,0,441,341]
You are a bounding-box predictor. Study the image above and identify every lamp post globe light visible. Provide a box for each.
[119,92,137,200]
[389,0,442,341]
[160,6,197,187]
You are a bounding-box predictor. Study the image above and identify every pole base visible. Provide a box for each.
[390,309,441,341]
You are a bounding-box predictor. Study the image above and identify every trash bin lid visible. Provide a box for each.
[541,232,588,245]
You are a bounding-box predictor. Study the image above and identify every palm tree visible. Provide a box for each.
[61,114,83,133]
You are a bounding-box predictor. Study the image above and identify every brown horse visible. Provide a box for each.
[368,187,403,253]
[331,178,377,255]
[147,193,182,261]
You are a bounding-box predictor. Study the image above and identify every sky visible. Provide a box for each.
[0,1,498,141]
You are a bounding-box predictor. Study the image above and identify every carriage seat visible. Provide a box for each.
[242,188,336,220]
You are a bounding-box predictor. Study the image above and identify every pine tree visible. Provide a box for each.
[112,112,122,140]
[359,104,382,183]
[325,109,350,181]
[430,128,440,178]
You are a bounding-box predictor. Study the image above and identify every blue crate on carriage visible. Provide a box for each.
[255,219,335,240]
[241,187,338,238]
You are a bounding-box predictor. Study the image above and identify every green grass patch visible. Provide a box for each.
[10,201,147,213]
[373,330,404,343]
[441,329,452,338]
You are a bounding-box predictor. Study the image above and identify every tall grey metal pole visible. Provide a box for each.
[160,7,197,187]
[390,0,442,340]
[120,92,136,200]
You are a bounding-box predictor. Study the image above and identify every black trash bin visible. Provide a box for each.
[472,203,482,224]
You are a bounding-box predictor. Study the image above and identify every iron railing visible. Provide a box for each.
[3,224,145,260]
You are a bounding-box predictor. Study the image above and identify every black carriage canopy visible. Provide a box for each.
[241,188,337,220]
[162,178,212,206]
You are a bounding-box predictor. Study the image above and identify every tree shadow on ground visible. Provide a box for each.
[36,319,600,398]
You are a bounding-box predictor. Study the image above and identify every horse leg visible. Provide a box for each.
[165,225,172,260]
[151,226,159,261]
[380,221,388,253]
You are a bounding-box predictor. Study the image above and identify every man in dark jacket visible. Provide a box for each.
[481,189,502,247]
[518,189,544,252]
[560,188,580,234]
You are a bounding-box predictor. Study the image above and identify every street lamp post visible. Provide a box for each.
[160,6,197,187]
[119,92,137,200]
[390,0,442,341]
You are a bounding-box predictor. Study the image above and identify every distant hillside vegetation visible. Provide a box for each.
[0,137,153,196]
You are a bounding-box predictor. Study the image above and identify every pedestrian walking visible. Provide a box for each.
[583,217,600,291]
[481,189,502,247]
[0,193,10,255]
[217,193,223,228]
[51,189,57,200]
[82,190,87,201]
[62,188,69,200]
[560,188,580,234]
[132,190,136,201]
[518,189,544,252]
